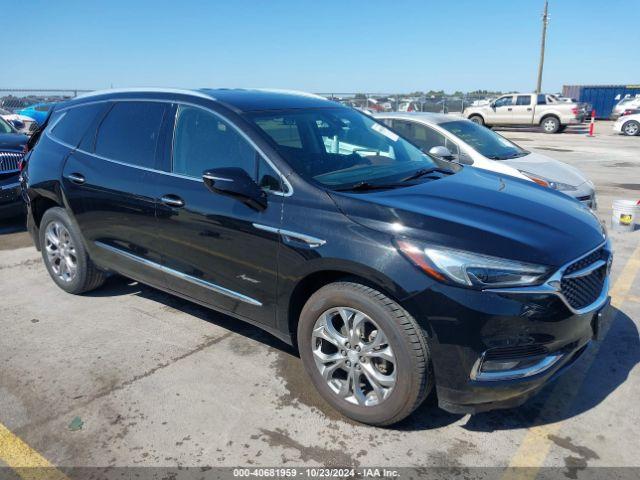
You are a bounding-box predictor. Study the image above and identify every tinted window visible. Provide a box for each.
[254,117,302,148]
[494,96,513,107]
[249,108,441,189]
[95,102,166,168]
[516,95,532,106]
[537,94,547,105]
[51,104,105,147]
[172,105,257,179]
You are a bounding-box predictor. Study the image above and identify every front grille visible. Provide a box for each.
[0,151,24,174]
[561,247,608,310]
[484,344,549,361]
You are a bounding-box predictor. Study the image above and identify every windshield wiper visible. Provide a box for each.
[334,181,404,192]
[400,167,452,182]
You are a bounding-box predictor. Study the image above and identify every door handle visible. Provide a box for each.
[66,173,85,185]
[527,108,532,111]
[160,194,185,208]
[507,108,513,111]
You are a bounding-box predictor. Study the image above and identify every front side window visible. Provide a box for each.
[0,117,14,134]
[248,108,444,189]
[494,96,513,108]
[95,101,166,168]
[172,106,284,193]
[439,120,528,160]
[392,120,459,155]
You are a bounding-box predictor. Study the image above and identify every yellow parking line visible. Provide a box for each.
[0,423,69,480]
[502,242,640,478]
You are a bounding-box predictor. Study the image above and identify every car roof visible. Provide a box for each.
[374,111,463,125]
[73,87,338,113]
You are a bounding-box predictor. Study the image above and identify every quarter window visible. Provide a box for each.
[50,104,106,147]
[95,101,166,168]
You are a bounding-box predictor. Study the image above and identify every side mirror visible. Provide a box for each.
[428,146,455,160]
[203,167,267,211]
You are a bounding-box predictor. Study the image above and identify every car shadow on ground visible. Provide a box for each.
[494,125,590,135]
[88,276,639,432]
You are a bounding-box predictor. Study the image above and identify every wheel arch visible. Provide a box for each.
[284,265,406,347]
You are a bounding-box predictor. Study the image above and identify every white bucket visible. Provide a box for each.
[611,199,639,232]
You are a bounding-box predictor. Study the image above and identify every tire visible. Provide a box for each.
[469,115,484,126]
[39,207,106,294]
[541,116,560,134]
[297,281,433,426]
[622,120,640,136]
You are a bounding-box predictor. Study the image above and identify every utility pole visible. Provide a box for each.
[536,0,549,94]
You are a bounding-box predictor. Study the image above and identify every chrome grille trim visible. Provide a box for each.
[486,240,611,315]
[0,151,24,174]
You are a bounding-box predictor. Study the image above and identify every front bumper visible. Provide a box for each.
[401,244,611,415]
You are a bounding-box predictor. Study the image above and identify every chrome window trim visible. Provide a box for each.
[94,241,262,307]
[485,240,610,315]
[48,97,293,196]
[253,223,326,248]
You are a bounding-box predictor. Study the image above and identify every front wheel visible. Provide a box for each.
[297,282,433,426]
[541,116,560,133]
[622,120,640,136]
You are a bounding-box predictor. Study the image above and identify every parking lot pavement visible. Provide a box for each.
[0,125,639,474]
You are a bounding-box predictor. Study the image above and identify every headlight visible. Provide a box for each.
[396,241,551,288]
[520,171,577,191]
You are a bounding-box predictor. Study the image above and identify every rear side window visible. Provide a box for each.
[95,101,166,168]
[50,104,105,147]
[516,95,532,106]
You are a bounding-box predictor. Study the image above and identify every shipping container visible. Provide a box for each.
[562,84,640,119]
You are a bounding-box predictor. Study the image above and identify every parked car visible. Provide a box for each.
[613,112,640,136]
[463,93,584,133]
[0,116,28,218]
[17,102,56,126]
[610,96,640,120]
[0,107,38,135]
[620,108,640,117]
[375,113,597,209]
[23,88,611,425]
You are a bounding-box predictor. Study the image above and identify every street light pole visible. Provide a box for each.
[536,0,549,94]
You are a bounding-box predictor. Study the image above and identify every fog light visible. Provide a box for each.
[471,354,563,381]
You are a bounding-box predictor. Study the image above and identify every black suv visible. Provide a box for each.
[0,116,28,219]
[23,89,611,425]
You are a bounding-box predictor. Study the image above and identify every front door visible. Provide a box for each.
[487,95,514,124]
[153,104,285,328]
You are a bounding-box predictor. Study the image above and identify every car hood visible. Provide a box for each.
[502,151,589,187]
[0,133,28,150]
[329,167,605,268]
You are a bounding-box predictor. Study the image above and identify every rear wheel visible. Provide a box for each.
[39,207,106,294]
[469,115,484,126]
[297,281,433,426]
[541,116,560,133]
[622,120,640,136]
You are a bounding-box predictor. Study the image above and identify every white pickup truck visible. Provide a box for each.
[463,93,585,133]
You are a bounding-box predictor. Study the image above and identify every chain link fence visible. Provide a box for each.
[0,88,499,135]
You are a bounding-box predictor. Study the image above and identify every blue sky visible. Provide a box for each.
[3,0,639,93]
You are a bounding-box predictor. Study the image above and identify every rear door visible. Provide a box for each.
[60,100,171,290]
[152,104,285,328]
[512,94,534,123]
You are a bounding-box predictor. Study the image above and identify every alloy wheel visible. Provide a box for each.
[44,221,78,283]
[623,122,639,136]
[311,307,396,406]
[543,118,558,132]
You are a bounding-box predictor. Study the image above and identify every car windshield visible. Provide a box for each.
[247,107,448,189]
[439,120,528,160]
[0,117,15,134]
